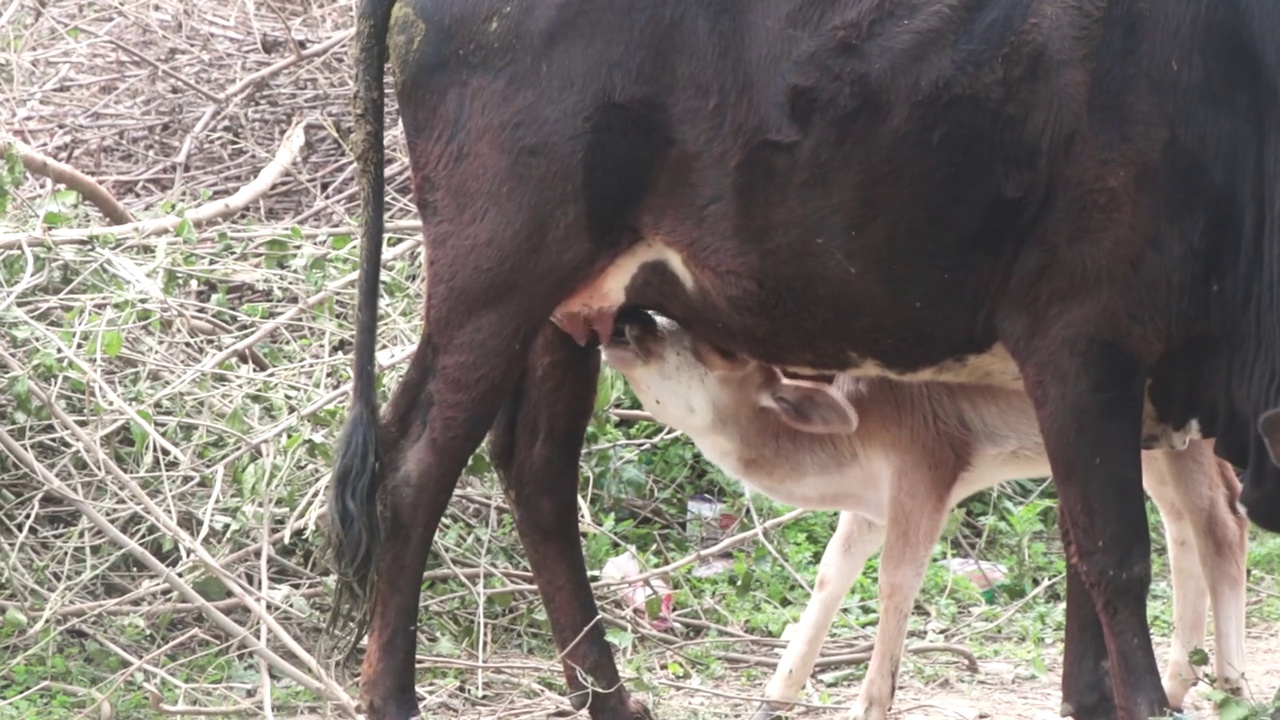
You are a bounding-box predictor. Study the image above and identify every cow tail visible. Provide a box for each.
[324,0,396,653]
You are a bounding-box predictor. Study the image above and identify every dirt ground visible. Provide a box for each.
[366,622,1279,720]
[842,625,1279,720]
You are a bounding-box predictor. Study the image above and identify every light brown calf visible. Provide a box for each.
[602,311,1248,720]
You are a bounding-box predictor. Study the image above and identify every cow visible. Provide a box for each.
[326,1,1280,719]
[600,310,1248,720]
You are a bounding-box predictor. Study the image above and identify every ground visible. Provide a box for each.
[2,1,1279,719]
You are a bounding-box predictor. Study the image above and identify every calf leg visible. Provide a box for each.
[1141,452,1210,710]
[1143,442,1248,704]
[848,481,952,720]
[1020,340,1167,720]
[489,323,650,719]
[1197,463,1247,697]
[754,512,887,720]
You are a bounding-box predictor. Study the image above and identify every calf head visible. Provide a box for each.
[601,309,858,436]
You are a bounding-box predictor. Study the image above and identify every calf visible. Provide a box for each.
[602,311,1248,720]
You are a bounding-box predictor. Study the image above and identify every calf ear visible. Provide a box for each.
[762,377,859,434]
[1260,408,1280,466]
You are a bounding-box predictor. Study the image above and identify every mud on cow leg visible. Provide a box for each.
[1023,340,1168,720]
[488,323,652,720]
[1059,506,1115,720]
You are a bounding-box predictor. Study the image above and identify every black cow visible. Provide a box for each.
[324,1,1280,719]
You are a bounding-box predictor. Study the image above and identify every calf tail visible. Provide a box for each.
[324,0,396,653]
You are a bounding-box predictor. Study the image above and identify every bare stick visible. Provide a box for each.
[1,120,307,244]
[5,137,135,225]
[610,409,657,423]
[173,28,351,177]
[0,428,332,702]
[0,353,358,716]
[713,642,980,672]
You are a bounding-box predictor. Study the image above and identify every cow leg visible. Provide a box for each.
[488,323,650,720]
[358,331,528,720]
[754,512,887,720]
[848,480,951,720]
[1020,340,1167,720]
[1058,529,1115,719]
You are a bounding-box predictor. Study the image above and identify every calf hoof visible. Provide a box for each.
[843,700,889,720]
[748,701,787,720]
[1161,667,1195,711]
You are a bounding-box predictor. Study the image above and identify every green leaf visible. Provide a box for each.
[176,217,195,241]
[290,224,303,239]
[734,567,755,600]
[331,234,353,250]
[41,210,69,227]
[1029,655,1047,677]
[1187,647,1210,668]
[99,329,123,357]
[225,405,250,434]
[606,627,634,651]
[53,188,80,207]
[4,606,28,630]
[191,575,229,601]
[1218,699,1252,720]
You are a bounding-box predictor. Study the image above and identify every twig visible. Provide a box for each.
[172,28,351,179]
[0,588,327,619]
[145,686,254,717]
[0,119,308,245]
[0,355,359,716]
[949,573,1063,643]
[5,137,135,224]
[121,236,423,416]
[610,409,656,423]
[0,681,113,720]
[713,642,980,673]
[591,508,808,590]
[0,428,337,706]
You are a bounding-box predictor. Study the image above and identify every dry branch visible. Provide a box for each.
[0,119,309,247]
[0,428,339,705]
[0,349,359,717]
[5,137,136,224]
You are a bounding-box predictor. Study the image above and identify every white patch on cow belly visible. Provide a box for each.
[561,237,696,313]
[781,343,1025,390]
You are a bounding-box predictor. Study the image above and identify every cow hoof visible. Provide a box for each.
[1058,698,1117,720]
[629,695,656,719]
